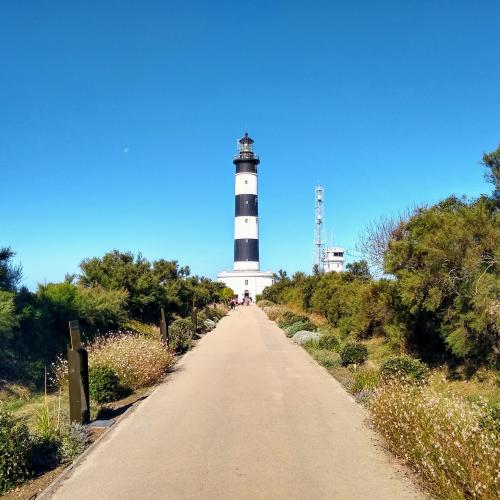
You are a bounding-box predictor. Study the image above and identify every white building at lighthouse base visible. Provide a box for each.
[217,270,274,302]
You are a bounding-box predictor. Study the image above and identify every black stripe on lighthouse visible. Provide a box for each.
[234,239,259,262]
[235,161,258,174]
[235,194,258,217]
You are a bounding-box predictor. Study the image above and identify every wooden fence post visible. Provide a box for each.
[68,320,90,424]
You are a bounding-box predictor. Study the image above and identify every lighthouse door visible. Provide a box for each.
[244,290,250,299]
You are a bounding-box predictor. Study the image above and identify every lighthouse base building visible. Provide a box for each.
[217,270,274,302]
[217,133,274,302]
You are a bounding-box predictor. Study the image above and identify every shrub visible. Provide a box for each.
[89,365,126,404]
[60,423,90,462]
[0,407,32,494]
[285,320,316,337]
[318,333,341,351]
[380,356,429,383]
[276,310,294,327]
[370,383,500,499]
[278,311,306,328]
[169,318,194,353]
[291,330,321,345]
[350,368,380,394]
[30,435,60,471]
[340,342,368,366]
[203,319,216,332]
[89,333,175,389]
[204,305,226,322]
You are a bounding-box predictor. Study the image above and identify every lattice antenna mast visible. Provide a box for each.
[314,186,325,272]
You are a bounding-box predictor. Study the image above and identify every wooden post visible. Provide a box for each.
[68,320,90,424]
[160,307,169,347]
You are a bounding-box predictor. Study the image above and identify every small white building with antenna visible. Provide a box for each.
[314,185,345,273]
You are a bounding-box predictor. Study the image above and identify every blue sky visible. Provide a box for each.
[1,1,499,289]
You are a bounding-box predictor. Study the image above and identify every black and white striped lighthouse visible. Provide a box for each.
[233,133,260,271]
[218,133,274,301]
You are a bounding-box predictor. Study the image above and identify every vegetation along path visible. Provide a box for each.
[49,306,425,500]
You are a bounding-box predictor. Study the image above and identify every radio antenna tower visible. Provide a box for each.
[314,186,325,272]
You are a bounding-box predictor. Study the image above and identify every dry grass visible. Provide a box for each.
[87,334,175,389]
[371,382,500,499]
[263,305,287,323]
[52,332,175,391]
[429,368,500,406]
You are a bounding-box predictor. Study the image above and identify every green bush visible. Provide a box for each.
[380,356,429,383]
[30,435,61,470]
[280,313,311,329]
[169,318,194,353]
[204,306,226,323]
[285,320,316,337]
[351,368,380,394]
[318,333,341,351]
[0,407,32,494]
[60,423,90,462]
[277,310,302,328]
[89,365,125,403]
[340,342,368,366]
[203,319,216,332]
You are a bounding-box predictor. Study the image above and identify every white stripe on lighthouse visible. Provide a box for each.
[235,173,257,195]
[234,216,259,239]
[234,261,259,271]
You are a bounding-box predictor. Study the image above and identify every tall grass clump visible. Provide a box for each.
[370,382,500,499]
[257,299,274,308]
[307,348,340,369]
[350,367,380,395]
[88,333,175,390]
[264,305,287,323]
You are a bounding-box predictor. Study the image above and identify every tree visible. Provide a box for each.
[74,285,128,330]
[385,196,499,364]
[0,291,18,352]
[79,251,165,322]
[482,142,500,201]
[221,287,235,302]
[356,207,422,276]
[78,250,222,323]
[273,269,288,282]
[345,260,372,281]
[0,247,22,292]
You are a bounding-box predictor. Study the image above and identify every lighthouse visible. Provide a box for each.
[218,134,274,301]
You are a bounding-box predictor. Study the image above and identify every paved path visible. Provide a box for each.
[51,306,425,500]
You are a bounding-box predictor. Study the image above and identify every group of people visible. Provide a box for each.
[229,296,253,310]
